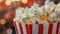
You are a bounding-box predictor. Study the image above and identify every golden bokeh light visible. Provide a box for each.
[0,0,3,2]
[6,29,13,34]
[5,0,11,6]
[21,0,28,4]
[0,19,6,25]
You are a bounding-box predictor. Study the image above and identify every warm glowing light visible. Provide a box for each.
[21,0,28,4]
[5,0,11,6]
[6,29,13,34]
[4,13,10,19]
[0,0,3,2]
[0,19,6,25]
[10,0,21,2]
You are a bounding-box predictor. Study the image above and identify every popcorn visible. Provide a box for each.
[45,1,52,9]
[57,16,60,21]
[48,13,57,23]
[46,7,52,15]
[41,7,48,15]
[13,17,20,22]
[28,9,35,17]
[20,18,29,23]
[14,1,60,24]
[27,17,35,24]
[33,3,39,9]
[55,8,60,16]
[45,1,56,13]
[34,10,41,18]
[20,8,29,23]
[45,0,49,5]
[13,2,60,34]
[57,2,60,7]
[31,3,39,11]
[52,4,57,9]
[40,15,48,21]
[37,19,42,24]
[21,11,28,18]
[15,7,22,18]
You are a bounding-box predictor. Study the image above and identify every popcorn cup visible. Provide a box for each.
[14,21,60,34]
[59,23,60,33]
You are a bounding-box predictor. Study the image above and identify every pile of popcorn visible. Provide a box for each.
[14,1,60,24]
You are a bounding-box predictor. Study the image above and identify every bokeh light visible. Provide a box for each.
[5,0,11,6]
[0,0,4,2]
[0,19,6,25]
[6,28,13,34]
[4,12,10,19]
[21,0,28,4]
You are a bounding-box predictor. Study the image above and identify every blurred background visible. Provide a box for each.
[0,0,60,34]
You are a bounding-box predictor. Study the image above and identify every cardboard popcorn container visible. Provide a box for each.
[13,21,60,34]
[14,1,60,34]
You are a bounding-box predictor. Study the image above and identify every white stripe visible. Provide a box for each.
[16,22,21,34]
[52,22,58,34]
[22,23,27,34]
[43,23,49,34]
[32,24,38,34]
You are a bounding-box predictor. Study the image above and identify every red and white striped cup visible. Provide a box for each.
[14,21,60,34]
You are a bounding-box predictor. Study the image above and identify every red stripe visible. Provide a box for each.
[56,22,59,34]
[25,24,30,34]
[59,22,60,32]
[13,22,18,34]
[48,24,53,34]
[19,23,23,34]
[29,24,33,34]
[38,24,44,34]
